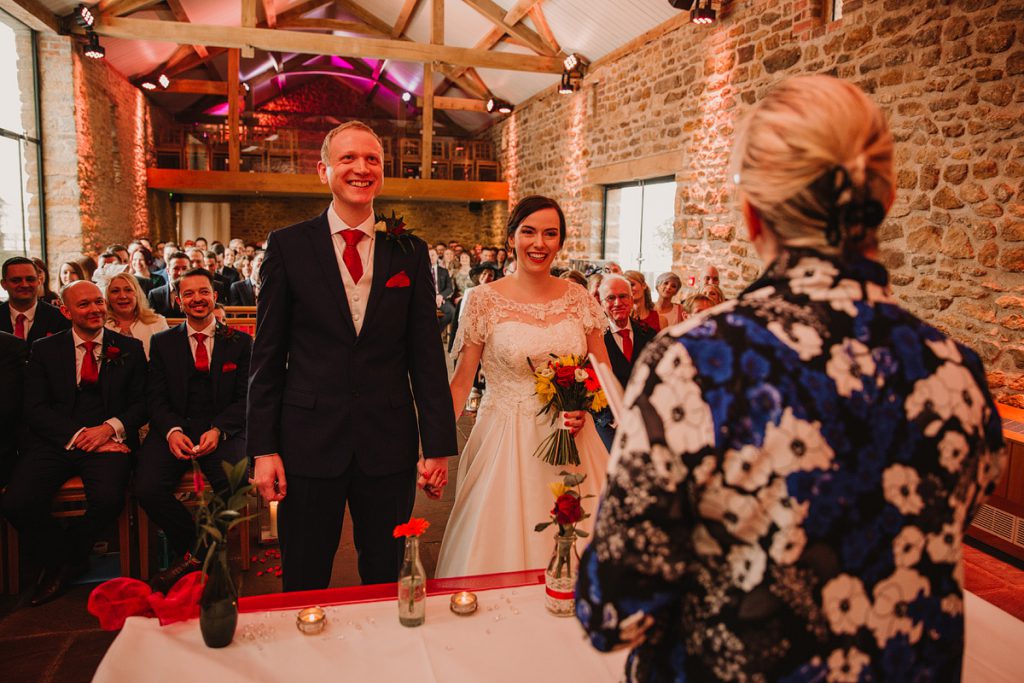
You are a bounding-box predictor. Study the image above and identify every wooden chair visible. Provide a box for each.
[136,473,251,579]
[3,477,134,594]
[224,305,256,319]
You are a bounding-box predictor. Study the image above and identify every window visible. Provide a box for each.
[0,9,43,264]
[602,177,676,282]
[828,0,843,21]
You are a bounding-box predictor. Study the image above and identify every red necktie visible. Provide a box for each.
[193,333,210,373]
[81,340,99,385]
[340,229,364,284]
[617,328,633,362]
[13,313,26,340]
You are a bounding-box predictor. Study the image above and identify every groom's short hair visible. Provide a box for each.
[320,121,383,165]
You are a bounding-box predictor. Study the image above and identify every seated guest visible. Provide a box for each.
[653,272,687,328]
[0,330,28,485]
[213,302,227,324]
[147,252,190,317]
[559,269,588,287]
[683,292,714,314]
[604,261,622,274]
[108,244,131,266]
[2,281,145,606]
[97,251,121,268]
[104,271,169,359]
[228,250,263,306]
[578,74,1007,682]
[587,272,604,304]
[75,254,97,281]
[59,261,86,288]
[202,251,231,301]
[129,246,161,292]
[428,248,456,331]
[1,256,71,342]
[135,268,251,591]
[211,246,240,287]
[31,258,61,306]
[623,270,661,332]
[193,236,208,251]
[594,274,655,450]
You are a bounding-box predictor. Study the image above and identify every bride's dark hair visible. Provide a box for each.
[505,195,566,247]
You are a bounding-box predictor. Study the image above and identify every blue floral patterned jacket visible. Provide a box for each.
[577,248,1006,682]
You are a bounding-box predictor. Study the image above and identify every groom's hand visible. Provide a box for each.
[417,457,448,499]
[254,454,287,502]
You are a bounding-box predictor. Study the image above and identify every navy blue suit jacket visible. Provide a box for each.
[147,322,251,440]
[24,329,146,451]
[247,210,457,477]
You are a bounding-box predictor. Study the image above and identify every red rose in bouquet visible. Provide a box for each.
[554,365,577,387]
[552,493,583,526]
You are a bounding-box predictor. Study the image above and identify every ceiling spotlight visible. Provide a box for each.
[563,53,589,73]
[401,91,412,102]
[667,0,696,9]
[486,98,513,114]
[73,3,95,29]
[158,73,170,88]
[690,0,716,24]
[83,32,105,59]
[140,81,157,90]
[558,71,576,94]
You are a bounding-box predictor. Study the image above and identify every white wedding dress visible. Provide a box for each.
[436,282,610,578]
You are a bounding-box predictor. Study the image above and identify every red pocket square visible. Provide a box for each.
[385,271,411,288]
[222,362,237,372]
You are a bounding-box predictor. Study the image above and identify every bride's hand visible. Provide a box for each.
[563,410,586,437]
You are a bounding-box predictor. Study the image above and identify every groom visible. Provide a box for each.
[248,121,458,591]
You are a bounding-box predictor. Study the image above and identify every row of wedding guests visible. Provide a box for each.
[0,258,251,606]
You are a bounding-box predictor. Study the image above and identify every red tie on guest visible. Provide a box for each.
[13,313,26,340]
[617,328,633,362]
[341,229,364,284]
[81,340,99,385]
[193,333,210,373]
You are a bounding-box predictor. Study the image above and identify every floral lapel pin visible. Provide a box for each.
[374,211,416,253]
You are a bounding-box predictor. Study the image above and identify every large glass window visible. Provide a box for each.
[602,177,676,282]
[0,9,43,266]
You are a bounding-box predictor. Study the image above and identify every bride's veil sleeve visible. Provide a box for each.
[577,285,608,335]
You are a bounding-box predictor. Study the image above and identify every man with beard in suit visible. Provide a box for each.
[229,251,263,306]
[427,248,455,331]
[147,253,190,317]
[249,121,457,591]
[1,257,71,342]
[135,268,251,591]
[2,281,146,605]
[595,274,655,450]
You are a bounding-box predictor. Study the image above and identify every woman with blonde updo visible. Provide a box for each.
[579,75,1005,683]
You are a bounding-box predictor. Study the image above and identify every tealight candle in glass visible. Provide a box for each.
[296,606,326,635]
[450,591,478,615]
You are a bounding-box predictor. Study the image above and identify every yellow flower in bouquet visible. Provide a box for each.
[528,354,607,466]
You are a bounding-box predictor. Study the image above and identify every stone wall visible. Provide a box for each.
[73,50,158,255]
[490,0,1024,406]
[228,197,507,247]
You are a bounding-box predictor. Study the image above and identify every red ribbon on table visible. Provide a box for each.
[545,585,575,601]
[88,571,205,631]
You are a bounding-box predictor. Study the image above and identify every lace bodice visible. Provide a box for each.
[453,282,606,417]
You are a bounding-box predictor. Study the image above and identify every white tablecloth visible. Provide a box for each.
[93,584,628,683]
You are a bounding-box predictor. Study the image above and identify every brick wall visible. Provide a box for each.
[490,0,1024,406]
[228,197,507,247]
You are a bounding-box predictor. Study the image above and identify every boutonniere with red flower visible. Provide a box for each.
[214,324,236,341]
[101,344,128,367]
[374,210,417,253]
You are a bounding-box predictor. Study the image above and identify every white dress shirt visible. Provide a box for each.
[105,316,169,359]
[327,204,376,335]
[65,328,126,449]
[9,300,37,338]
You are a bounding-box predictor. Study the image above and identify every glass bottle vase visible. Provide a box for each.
[199,547,238,648]
[544,533,580,617]
[398,536,426,627]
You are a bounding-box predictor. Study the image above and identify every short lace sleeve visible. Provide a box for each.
[452,286,493,357]
[571,284,607,335]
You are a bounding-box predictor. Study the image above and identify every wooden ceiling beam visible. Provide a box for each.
[276,17,386,35]
[166,0,208,60]
[97,0,162,17]
[391,0,422,39]
[460,0,556,57]
[95,16,562,73]
[160,79,247,96]
[260,0,277,28]
[528,4,560,55]
[503,0,540,25]
[417,95,488,113]
[0,0,59,33]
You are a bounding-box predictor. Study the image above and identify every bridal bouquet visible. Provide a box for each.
[530,354,607,466]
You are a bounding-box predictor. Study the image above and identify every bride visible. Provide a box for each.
[436,196,612,578]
